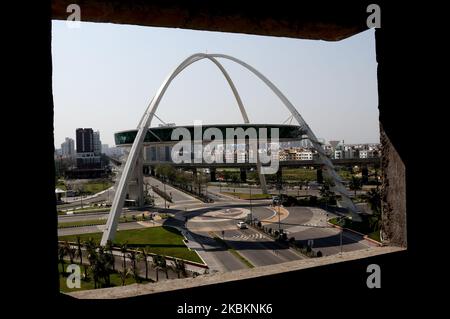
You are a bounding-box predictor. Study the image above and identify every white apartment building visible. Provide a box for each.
[61,137,75,158]
[279,148,314,161]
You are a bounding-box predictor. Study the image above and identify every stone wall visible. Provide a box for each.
[380,125,406,247]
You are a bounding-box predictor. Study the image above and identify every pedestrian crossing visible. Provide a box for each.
[230,233,265,240]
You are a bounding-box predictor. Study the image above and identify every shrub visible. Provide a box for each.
[274,231,279,237]
[306,245,312,253]
[316,251,323,257]
[289,237,296,244]
[281,233,288,241]
[257,221,262,228]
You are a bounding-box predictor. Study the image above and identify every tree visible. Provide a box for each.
[349,176,362,196]
[173,259,187,279]
[127,250,140,282]
[105,240,115,272]
[119,242,128,270]
[85,238,99,288]
[319,178,336,208]
[58,245,66,274]
[152,255,169,281]
[366,188,382,231]
[76,236,87,278]
[118,267,131,286]
[152,255,161,282]
[140,248,149,281]
[63,241,75,265]
[160,256,169,279]
[96,246,110,287]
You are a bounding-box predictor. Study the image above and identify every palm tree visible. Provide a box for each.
[63,241,75,264]
[366,188,382,232]
[105,240,115,272]
[127,250,139,282]
[152,255,161,282]
[58,244,66,274]
[75,236,87,278]
[96,246,108,288]
[140,248,149,280]
[173,259,187,279]
[85,237,98,284]
[160,256,169,279]
[119,242,128,271]
[118,267,131,286]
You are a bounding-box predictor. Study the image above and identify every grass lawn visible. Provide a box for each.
[82,181,113,194]
[222,192,271,200]
[368,230,381,242]
[58,226,202,263]
[56,182,67,190]
[58,219,106,228]
[282,168,317,181]
[59,263,148,293]
[58,215,146,228]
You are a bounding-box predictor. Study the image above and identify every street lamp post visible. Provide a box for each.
[336,215,348,256]
[163,179,167,209]
[278,183,282,231]
[249,184,253,223]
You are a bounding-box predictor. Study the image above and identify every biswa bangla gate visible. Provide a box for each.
[100,53,361,246]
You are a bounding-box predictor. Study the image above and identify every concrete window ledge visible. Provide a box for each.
[65,246,404,299]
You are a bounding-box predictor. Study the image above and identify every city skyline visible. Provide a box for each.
[52,21,378,148]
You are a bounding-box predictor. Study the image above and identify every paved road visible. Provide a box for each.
[145,176,202,207]
[208,185,320,197]
[185,206,303,268]
[57,187,114,210]
[58,176,376,272]
[271,206,374,256]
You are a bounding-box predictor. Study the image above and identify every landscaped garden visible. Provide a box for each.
[58,226,202,263]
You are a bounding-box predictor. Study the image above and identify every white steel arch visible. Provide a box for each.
[100,53,360,246]
[135,54,268,193]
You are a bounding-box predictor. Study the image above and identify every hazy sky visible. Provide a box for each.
[52,21,378,148]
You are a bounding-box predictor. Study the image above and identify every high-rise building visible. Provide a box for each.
[76,128,94,153]
[76,128,101,169]
[93,131,102,155]
[61,137,75,158]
